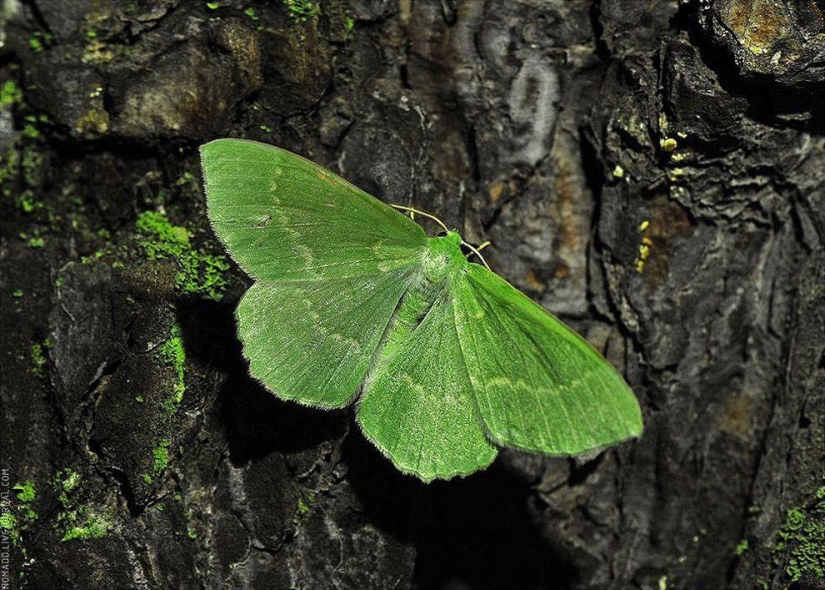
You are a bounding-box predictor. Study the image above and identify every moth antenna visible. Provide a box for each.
[476,240,491,252]
[462,240,491,270]
[390,204,449,234]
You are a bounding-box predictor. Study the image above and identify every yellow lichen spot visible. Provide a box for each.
[75,109,110,134]
[660,137,678,152]
[552,263,570,280]
[635,221,652,274]
[724,0,790,56]
[524,268,544,290]
[488,180,504,203]
[668,168,686,181]
[82,40,114,64]
[676,131,688,139]
[612,164,625,179]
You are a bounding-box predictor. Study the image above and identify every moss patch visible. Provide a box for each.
[158,324,186,414]
[61,513,111,542]
[284,0,320,22]
[152,441,171,475]
[29,338,51,376]
[54,469,112,542]
[1,480,39,548]
[13,481,36,503]
[771,487,825,582]
[1,80,23,107]
[136,211,229,301]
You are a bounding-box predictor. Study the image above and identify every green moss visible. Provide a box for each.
[284,0,319,22]
[786,508,805,531]
[53,469,112,542]
[345,16,355,32]
[135,211,229,301]
[17,190,42,213]
[61,513,110,542]
[1,480,38,545]
[734,539,749,556]
[59,469,80,494]
[152,442,170,474]
[297,492,316,515]
[30,339,50,376]
[206,2,220,9]
[772,488,825,582]
[0,513,16,531]
[174,171,197,188]
[142,473,153,484]
[149,326,183,478]
[28,32,52,52]
[0,480,37,544]
[1,80,22,107]
[0,513,20,544]
[22,123,40,139]
[13,481,36,503]
[55,469,78,508]
[244,6,259,20]
[20,140,44,185]
[27,236,45,248]
[1,128,46,215]
[13,289,23,298]
[158,324,186,414]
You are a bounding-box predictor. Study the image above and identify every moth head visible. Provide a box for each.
[423,231,468,280]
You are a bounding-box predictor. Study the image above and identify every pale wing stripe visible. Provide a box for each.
[507,309,595,448]
[475,288,566,450]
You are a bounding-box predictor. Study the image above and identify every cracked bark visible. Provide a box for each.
[1,1,822,589]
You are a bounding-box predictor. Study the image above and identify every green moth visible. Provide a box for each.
[200,138,643,482]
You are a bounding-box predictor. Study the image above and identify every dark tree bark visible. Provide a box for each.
[1,1,822,589]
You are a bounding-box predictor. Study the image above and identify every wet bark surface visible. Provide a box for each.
[1,1,823,589]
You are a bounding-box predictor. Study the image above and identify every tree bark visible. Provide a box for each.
[1,1,822,589]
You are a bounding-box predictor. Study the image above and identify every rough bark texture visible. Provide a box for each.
[1,1,823,589]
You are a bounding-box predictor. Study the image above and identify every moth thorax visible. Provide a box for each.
[422,231,468,282]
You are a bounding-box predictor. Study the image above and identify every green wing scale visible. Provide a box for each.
[201,138,643,481]
[357,288,498,481]
[453,265,643,455]
[202,139,426,282]
[202,139,427,408]
[237,273,413,408]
